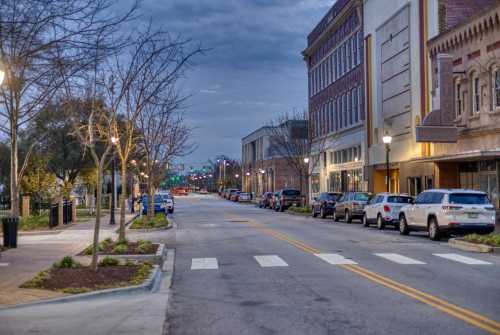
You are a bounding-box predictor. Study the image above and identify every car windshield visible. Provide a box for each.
[283,190,300,196]
[326,193,339,200]
[354,193,369,201]
[449,193,490,205]
[387,196,413,204]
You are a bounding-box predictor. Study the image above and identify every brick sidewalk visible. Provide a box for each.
[0,212,136,306]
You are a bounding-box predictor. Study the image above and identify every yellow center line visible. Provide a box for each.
[232,216,500,335]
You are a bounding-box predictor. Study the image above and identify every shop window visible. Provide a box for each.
[425,176,434,190]
[407,177,422,197]
[311,173,320,194]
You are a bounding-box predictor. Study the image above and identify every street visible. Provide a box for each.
[167,194,500,335]
[1,194,499,335]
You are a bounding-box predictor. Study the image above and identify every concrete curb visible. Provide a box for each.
[0,264,162,310]
[448,238,500,253]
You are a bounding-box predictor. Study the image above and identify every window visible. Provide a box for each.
[342,43,347,75]
[343,94,347,127]
[494,68,500,109]
[352,35,358,67]
[347,39,352,71]
[358,31,363,65]
[339,96,343,129]
[358,86,363,120]
[353,88,358,123]
[333,51,337,81]
[415,192,429,204]
[455,81,462,117]
[473,75,480,113]
[429,192,445,204]
[329,100,334,131]
[449,193,490,205]
[347,90,352,125]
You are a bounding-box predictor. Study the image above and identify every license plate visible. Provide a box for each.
[468,213,479,219]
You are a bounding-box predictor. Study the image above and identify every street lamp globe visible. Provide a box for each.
[235,174,239,178]
[382,134,392,144]
[0,69,5,85]
[245,172,250,176]
[111,136,118,144]
[140,171,145,176]
[304,157,310,164]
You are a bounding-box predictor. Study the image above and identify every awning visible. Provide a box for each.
[413,150,500,163]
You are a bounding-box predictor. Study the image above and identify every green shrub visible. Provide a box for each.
[116,238,129,246]
[53,256,80,269]
[99,256,120,267]
[20,270,49,288]
[287,206,311,214]
[130,214,169,229]
[83,243,103,255]
[101,237,113,247]
[136,240,154,254]
[463,233,500,247]
[61,287,92,294]
[130,262,153,285]
[112,244,128,254]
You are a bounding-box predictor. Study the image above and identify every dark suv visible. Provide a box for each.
[259,192,274,208]
[275,189,301,212]
[312,192,342,218]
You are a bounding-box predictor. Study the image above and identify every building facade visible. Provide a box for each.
[363,0,496,197]
[241,123,306,196]
[418,3,500,208]
[303,0,365,201]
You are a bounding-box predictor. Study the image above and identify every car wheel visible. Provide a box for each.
[428,218,441,241]
[362,213,369,227]
[280,205,284,212]
[320,207,327,219]
[312,206,318,218]
[399,215,410,235]
[345,210,352,223]
[333,210,338,222]
[377,214,385,230]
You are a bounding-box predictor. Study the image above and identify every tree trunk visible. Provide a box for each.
[10,124,19,217]
[91,166,102,272]
[118,164,127,241]
[147,180,154,220]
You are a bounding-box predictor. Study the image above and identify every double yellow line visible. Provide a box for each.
[240,219,500,335]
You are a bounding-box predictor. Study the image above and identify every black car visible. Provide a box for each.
[275,189,301,212]
[311,192,342,218]
[259,192,273,208]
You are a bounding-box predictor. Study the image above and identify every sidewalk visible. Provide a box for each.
[0,212,136,306]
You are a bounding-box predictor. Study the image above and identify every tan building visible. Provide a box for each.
[416,3,500,208]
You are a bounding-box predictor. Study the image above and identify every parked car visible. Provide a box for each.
[275,189,301,212]
[362,193,413,229]
[398,189,496,241]
[230,191,241,202]
[227,189,240,200]
[333,192,370,223]
[141,194,173,214]
[270,192,280,210]
[199,188,208,194]
[311,192,342,218]
[259,192,274,208]
[238,192,252,202]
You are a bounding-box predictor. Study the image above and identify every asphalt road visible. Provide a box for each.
[166,194,500,335]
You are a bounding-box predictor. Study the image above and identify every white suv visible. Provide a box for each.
[363,193,414,230]
[398,189,496,241]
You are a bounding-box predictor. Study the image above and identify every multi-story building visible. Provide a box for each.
[241,121,307,196]
[302,0,365,200]
[363,0,496,196]
[416,2,500,207]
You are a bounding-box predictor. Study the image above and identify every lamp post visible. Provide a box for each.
[109,136,118,225]
[382,133,393,193]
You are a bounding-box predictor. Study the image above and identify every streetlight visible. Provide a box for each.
[245,172,250,176]
[382,133,393,193]
[235,174,239,178]
[0,69,6,86]
[304,157,310,164]
[109,136,118,225]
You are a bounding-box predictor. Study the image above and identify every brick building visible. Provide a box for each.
[302,0,365,200]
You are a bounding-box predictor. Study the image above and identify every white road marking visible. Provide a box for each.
[314,253,357,265]
[254,255,288,267]
[0,263,9,266]
[433,253,492,265]
[191,258,219,270]
[374,253,426,265]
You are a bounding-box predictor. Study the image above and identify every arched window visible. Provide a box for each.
[471,71,480,114]
[454,77,462,118]
[492,65,500,110]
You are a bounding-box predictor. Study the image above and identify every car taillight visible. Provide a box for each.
[383,205,391,212]
[442,205,462,211]
[353,202,359,206]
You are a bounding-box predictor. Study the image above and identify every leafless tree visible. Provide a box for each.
[104,25,202,240]
[136,94,195,220]
[266,110,326,205]
[0,0,136,219]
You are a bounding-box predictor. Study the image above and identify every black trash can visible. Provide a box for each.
[2,217,19,248]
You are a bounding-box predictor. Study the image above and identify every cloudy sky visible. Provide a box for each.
[141,0,333,169]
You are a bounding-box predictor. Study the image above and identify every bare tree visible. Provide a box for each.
[266,111,326,205]
[105,25,202,240]
[0,0,136,218]
[137,95,194,220]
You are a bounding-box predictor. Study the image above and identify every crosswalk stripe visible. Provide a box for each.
[191,258,219,270]
[374,253,426,265]
[433,253,492,265]
[254,255,288,267]
[314,253,357,265]
[0,263,9,266]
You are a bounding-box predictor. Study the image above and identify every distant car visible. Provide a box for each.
[259,192,274,208]
[141,194,172,214]
[275,189,301,212]
[230,191,241,202]
[227,189,240,200]
[333,192,370,223]
[238,192,252,202]
[362,193,413,229]
[311,192,342,218]
[398,189,496,241]
[172,187,188,196]
[199,188,208,194]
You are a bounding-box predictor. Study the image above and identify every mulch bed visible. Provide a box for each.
[29,266,142,291]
